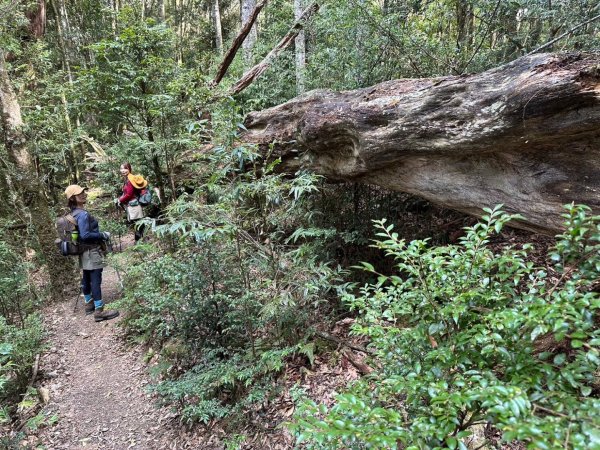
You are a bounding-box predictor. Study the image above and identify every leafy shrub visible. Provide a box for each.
[0,315,44,411]
[292,205,600,449]
[0,237,44,415]
[0,239,35,326]
[116,110,342,426]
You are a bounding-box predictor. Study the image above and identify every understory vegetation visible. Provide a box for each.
[1,0,599,448]
[112,108,343,425]
[293,205,600,449]
[0,239,44,426]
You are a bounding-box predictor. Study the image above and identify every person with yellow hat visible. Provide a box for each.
[115,162,148,243]
[65,184,119,322]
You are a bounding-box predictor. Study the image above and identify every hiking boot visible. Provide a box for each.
[94,307,120,322]
[84,302,95,315]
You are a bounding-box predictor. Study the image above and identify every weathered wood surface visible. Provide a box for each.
[243,53,600,234]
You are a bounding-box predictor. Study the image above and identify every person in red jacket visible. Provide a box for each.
[116,162,148,242]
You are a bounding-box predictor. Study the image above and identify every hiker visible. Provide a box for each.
[65,184,120,322]
[115,162,148,243]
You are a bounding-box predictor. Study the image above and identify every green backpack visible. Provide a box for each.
[137,187,153,207]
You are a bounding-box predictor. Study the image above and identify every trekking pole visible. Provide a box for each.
[114,265,125,292]
[111,201,121,252]
[73,283,83,313]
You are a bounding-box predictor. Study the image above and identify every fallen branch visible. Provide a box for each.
[315,330,374,355]
[211,0,269,87]
[7,223,27,230]
[342,349,373,375]
[28,354,40,387]
[230,2,319,95]
[526,12,600,56]
[15,355,42,431]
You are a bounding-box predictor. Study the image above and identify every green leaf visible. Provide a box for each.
[445,436,458,449]
[359,262,375,272]
[581,386,592,397]
[494,221,503,234]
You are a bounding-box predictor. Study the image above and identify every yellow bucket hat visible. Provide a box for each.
[127,173,148,189]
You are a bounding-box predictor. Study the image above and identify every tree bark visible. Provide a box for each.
[158,0,165,22]
[0,50,74,299]
[49,0,72,80]
[294,0,306,94]
[242,52,600,234]
[211,0,224,57]
[26,0,46,39]
[241,0,258,65]
[455,0,473,51]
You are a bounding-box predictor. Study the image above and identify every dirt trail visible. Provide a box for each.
[31,265,193,449]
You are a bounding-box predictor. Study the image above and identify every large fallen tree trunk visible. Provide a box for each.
[242,53,600,234]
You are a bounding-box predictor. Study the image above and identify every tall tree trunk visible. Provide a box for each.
[111,0,118,35]
[501,3,520,60]
[50,0,80,183]
[212,0,224,56]
[241,0,258,65]
[455,0,473,51]
[0,50,73,300]
[230,2,319,95]
[26,0,47,39]
[158,0,165,21]
[50,0,73,81]
[58,0,90,67]
[175,0,183,63]
[354,0,367,87]
[144,117,165,203]
[294,0,306,94]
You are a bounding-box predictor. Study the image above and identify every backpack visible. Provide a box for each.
[137,187,152,207]
[55,213,82,256]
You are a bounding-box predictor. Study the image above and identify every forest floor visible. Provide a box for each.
[18,263,199,449]
[14,236,364,450]
[12,225,554,449]
[10,235,195,449]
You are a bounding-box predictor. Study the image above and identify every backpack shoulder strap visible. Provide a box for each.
[65,214,77,226]
[68,209,86,227]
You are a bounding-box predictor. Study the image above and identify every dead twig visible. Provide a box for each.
[315,330,374,355]
[547,248,597,297]
[28,354,40,387]
[532,403,569,419]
